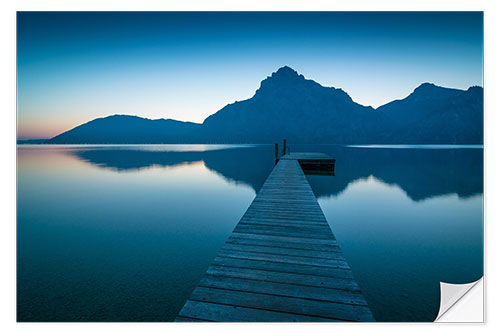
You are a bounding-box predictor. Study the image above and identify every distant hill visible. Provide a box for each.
[46,66,483,144]
[17,139,49,144]
[48,115,201,144]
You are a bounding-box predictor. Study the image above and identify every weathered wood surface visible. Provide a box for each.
[176,158,373,322]
[279,152,333,160]
[279,152,335,175]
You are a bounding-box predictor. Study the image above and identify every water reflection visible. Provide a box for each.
[18,144,483,322]
[317,176,483,321]
[69,144,483,202]
[17,145,257,322]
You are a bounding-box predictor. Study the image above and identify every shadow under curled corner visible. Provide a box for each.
[435,277,483,322]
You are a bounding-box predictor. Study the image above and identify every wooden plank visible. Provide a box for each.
[234,222,333,234]
[230,231,338,245]
[174,315,211,322]
[280,152,334,160]
[248,200,319,206]
[243,206,327,217]
[240,219,330,233]
[258,188,315,193]
[244,209,326,218]
[212,256,356,280]
[241,213,326,221]
[221,243,343,259]
[242,212,327,221]
[258,187,313,191]
[198,275,368,306]
[189,287,374,322]
[227,235,342,252]
[239,217,329,227]
[256,193,314,198]
[232,227,334,240]
[247,200,322,207]
[216,249,348,268]
[246,202,321,210]
[177,300,339,322]
[205,265,361,291]
[244,208,326,217]
[176,157,374,322]
[252,198,322,205]
[249,202,322,209]
[236,222,332,234]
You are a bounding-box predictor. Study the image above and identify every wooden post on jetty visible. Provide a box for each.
[274,144,279,164]
[282,139,287,156]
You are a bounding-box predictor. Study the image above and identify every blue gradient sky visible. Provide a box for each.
[17,12,483,139]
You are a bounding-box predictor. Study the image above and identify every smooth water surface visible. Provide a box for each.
[17,144,483,322]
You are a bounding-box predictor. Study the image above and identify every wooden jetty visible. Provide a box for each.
[176,152,374,322]
[280,152,336,175]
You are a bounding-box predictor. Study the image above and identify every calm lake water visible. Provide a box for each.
[17,144,483,322]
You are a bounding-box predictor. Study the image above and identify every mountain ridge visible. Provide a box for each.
[49,114,201,144]
[47,66,483,144]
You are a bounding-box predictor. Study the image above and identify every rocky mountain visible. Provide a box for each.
[377,83,483,143]
[46,66,483,144]
[201,66,383,143]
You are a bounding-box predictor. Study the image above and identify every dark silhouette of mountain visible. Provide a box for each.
[17,139,49,144]
[201,66,382,143]
[69,145,483,202]
[46,66,483,144]
[377,83,483,144]
[48,115,201,144]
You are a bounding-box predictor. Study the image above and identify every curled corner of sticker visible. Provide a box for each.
[434,277,484,322]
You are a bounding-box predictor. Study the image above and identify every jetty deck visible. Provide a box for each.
[281,152,336,175]
[176,154,373,322]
